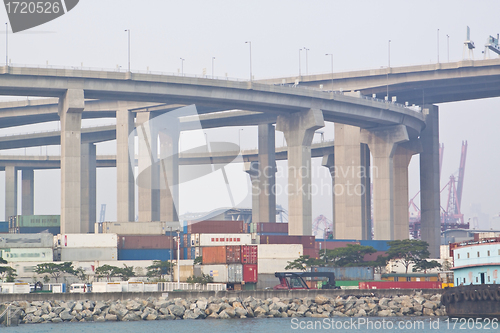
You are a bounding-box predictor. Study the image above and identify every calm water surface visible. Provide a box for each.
[2,317,497,332]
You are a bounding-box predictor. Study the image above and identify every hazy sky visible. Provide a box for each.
[0,0,499,230]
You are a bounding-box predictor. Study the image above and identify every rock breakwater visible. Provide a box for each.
[1,292,445,325]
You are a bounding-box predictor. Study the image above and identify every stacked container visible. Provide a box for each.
[55,234,117,261]
[97,221,173,235]
[0,221,9,234]
[117,235,176,260]
[0,233,54,263]
[258,244,304,273]
[8,215,60,234]
[187,220,246,234]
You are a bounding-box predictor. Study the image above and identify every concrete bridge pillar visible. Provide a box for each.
[81,143,96,233]
[21,169,34,215]
[257,123,276,223]
[361,125,409,240]
[276,108,324,236]
[136,111,160,222]
[244,161,260,224]
[393,140,422,240]
[58,89,84,234]
[5,166,17,220]
[116,108,135,222]
[420,105,440,258]
[333,124,371,240]
[321,153,335,237]
[159,125,179,222]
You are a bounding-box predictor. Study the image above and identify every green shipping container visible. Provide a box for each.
[13,215,60,228]
[243,283,257,290]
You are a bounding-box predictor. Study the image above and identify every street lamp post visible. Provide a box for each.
[169,226,173,282]
[245,41,252,81]
[387,40,391,100]
[176,229,180,290]
[447,34,450,62]
[124,29,130,72]
[299,48,302,79]
[212,57,215,79]
[180,58,184,76]
[238,128,244,149]
[325,53,333,90]
[5,22,8,66]
[437,28,440,63]
[304,47,309,75]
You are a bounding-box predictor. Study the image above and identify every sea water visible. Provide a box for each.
[2,316,498,332]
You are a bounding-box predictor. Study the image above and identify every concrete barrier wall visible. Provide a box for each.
[0,288,444,303]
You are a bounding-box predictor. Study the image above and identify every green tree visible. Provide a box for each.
[5,267,17,282]
[412,260,442,274]
[43,275,50,284]
[146,260,174,280]
[35,262,76,283]
[95,264,119,282]
[364,255,390,274]
[116,264,135,281]
[186,273,214,284]
[387,239,431,274]
[321,244,377,267]
[193,256,202,265]
[285,255,323,271]
[74,267,88,283]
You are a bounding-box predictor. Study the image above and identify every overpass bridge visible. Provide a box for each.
[3,58,498,257]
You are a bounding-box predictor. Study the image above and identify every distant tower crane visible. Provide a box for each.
[313,215,333,239]
[484,34,500,59]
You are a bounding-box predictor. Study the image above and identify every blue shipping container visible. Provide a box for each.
[311,266,374,281]
[258,232,288,236]
[16,227,60,234]
[315,239,357,242]
[191,247,196,259]
[0,222,8,233]
[183,248,188,259]
[165,231,184,248]
[118,249,173,261]
[359,240,390,252]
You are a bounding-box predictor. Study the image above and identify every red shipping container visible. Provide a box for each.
[303,247,319,259]
[363,251,387,262]
[260,235,315,249]
[256,223,288,233]
[202,246,226,264]
[188,220,245,234]
[241,245,258,264]
[243,264,258,283]
[359,281,442,289]
[226,246,241,264]
[118,235,176,249]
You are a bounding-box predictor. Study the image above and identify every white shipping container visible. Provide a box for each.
[144,282,159,292]
[92,282,122,293]
[98,222,171,235]
[57,234,118,248]
[124,281,144,292]
[258,258,304,274]
[201,264,229,283]
[59,247,117,261]
[0,233,53,248]
[228,264,242,283]
[13,282,30,293]
[1,248,53,262]
[440,245,450,260]
[258,244,303,259]
[199,233,252,247]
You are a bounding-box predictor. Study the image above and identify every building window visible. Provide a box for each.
[458,254,460,259]
[456,278,459,285]
[477,252,480,257]
[425,277,430,281]
[467,252,470,258]
[463,278,466,284]
[476,277,479,283]
[488,250,490,256]
[488,276,491,282]
[406,277,411,282]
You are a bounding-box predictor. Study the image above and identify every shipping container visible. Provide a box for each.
[190,247,195,259]
[311,266,375,281]
[359,281,442,289]
[123,281,144,292]
[173,265,194,282]
[56,234,118,248]
[255,223,288,233]
[194,247,200,257]
[118,249,173,261]
[258,258,303,274]
[243,282,256,290]
[243,264,258,283]
[1,248,53,262]
[228,264,242,283]
[359,240,390,252]
[201,264,229,283]
[315,240,360,251]
[9,215,60,228]
[0,221,9,233]
[144,282,159,292]
[183,247,189,260]
[188,220,245,234]
[117,235,176,249]
[241,245,257,264]
[258,244,303,259]
[183,234,189,248]
[98,221,173,235]
[58,247,117,261]
[11,227,60,235]
[0,233,53,248]
[303,248,318,259]
[259,235,315,248]
[200,233,252,247]
[92,282,122,293]
[202,246,226,264]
